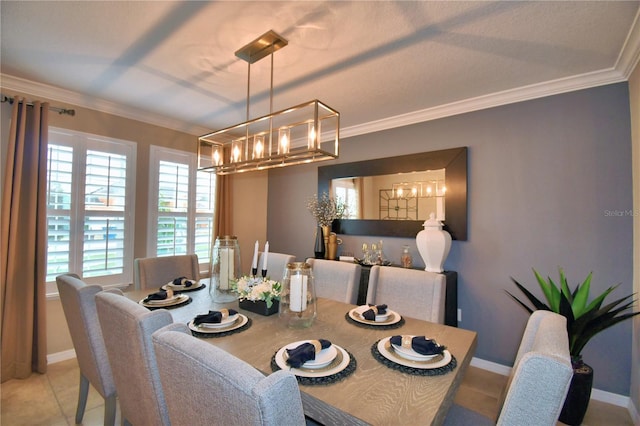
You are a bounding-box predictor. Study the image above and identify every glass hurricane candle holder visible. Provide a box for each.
[279,262,317,328]
[209,236,242,303]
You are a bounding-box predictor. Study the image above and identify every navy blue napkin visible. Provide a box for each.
[362,304,387,321]
[193,309,238,325]
[285,339,332,368]
[172,276,195,287]
[389,335,445,356]
[143,290,168,303]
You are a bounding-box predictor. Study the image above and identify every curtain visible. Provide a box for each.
[215,174,232,237]
[1,97,49,381]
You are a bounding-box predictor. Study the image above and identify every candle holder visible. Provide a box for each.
[279,262,317,328]
[209,236,242,303]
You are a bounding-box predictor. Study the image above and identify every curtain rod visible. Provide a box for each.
[1,94,75,116]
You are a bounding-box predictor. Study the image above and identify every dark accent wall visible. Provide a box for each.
[268,82,634,395]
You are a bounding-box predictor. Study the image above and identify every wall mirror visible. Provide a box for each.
[318,147,467,240]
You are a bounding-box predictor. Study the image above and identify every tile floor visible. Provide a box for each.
[1,358,635,425]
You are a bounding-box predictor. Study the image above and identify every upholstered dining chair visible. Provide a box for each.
[366,265,446,323]
[445,310,573,426]
[152,326,307,426]
[134,253,200,290]
[305,258,361,304]
[95,291,189,426]
[257,251,295,283]
[56,273,118,426]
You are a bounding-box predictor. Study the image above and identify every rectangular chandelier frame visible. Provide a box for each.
[198,99,339,175]
[197,30,339,175]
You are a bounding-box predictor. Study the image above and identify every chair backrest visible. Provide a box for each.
[257,252,295,283]
[366,265,446,323]
[306,258,361,304]
[134,254,200,290]
[496,310,572,425]
[152,327,306,426]
[95,291,189,426]
[56,274,117,400]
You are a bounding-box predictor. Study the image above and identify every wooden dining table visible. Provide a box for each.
[127,283,477,426]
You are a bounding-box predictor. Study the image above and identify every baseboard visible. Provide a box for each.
[470,356,631,409]
[628,400,640,425]
[46,349,76,364]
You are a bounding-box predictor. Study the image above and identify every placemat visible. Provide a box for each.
[371,340,457,376]
[189,317,252,338]
[344,312,405,330]
[142,297,192,311]
[271,349,357,385]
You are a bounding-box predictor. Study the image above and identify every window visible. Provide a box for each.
[148,146,216,272]
[46,128,136,295]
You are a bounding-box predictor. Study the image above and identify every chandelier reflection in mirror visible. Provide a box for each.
[198,30,339,175]
[391,180,446,199]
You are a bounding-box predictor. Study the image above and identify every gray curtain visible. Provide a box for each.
[1,96,49,381]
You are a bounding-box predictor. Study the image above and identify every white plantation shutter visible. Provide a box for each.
[148,147,216,270]
[46,128,136,294]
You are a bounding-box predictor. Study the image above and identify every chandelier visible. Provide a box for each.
[198,30,339,175]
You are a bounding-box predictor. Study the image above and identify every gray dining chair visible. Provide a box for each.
[56,273,118,426]
[366,265,446,323]
[95,291,189,426]
[152,326,307,426]
[257,251,295,283]
[444,310,573,425]
[134,253,200,290]
[305,258,361,304]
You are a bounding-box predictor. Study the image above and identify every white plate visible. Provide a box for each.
[348,307,401,326]
[162,280,203,291]
[197,313,239,329]
[139,294,189,307]
[392,343,439,361]
[283,340,338,369]
[275,342,350,377]
[354,305,391,322]
[377,337,452,369]
[188,314,248,334]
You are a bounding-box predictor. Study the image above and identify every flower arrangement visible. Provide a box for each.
[231,276,281,308]
[306,192,348,226]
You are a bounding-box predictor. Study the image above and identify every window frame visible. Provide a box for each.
[147,146,216,274]
[46,127,137,296]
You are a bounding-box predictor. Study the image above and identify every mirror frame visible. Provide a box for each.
[318,147,467,240]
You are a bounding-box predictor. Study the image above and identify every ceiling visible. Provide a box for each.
[2,1,639,137]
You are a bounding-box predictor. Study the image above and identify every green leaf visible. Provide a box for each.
[559,268,574,306]
[509,279,550,311]
[571,272,592,318]
[533,269,560,311]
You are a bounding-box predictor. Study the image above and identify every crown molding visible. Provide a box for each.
[0,65,633,141]
[340,67,627,139]
[0,74,210,135]
[616,7,640,78]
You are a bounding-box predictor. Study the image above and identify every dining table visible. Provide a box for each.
[127,281,477,426]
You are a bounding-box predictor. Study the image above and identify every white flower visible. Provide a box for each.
[231,276,281,308]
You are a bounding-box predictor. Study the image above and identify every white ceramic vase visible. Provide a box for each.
[416,213,451,273]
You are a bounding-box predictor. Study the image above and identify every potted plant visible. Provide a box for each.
[231,276,281,316]
[306,192,348,259]
[507,268,639,425]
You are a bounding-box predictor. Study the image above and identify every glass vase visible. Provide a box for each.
[279,262,317,328]
[209,236,242,303]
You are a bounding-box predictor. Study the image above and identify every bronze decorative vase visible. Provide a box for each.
[559,358,593,426]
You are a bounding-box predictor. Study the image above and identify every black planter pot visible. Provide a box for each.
[559,359,593,426]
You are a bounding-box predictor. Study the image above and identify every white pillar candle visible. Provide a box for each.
[219,248,234,290]
[290,274,307,312]
[262,241,269,271]
[251,240,259,270]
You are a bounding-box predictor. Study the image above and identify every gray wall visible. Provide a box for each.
[268,82,634,395]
